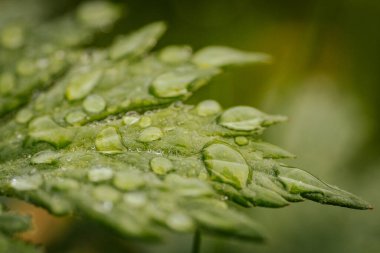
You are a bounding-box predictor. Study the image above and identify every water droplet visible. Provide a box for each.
[113,170,145,191]
[150,157,173,175]
[218,106,265,131]
[65,110,87,125]
[138,116,152,128]
[150,71,191,98]
[29,116,75,147]
[92,185,120,202]
[65,69,102,101]
[83,94,106,114]
[88,167,114,182]
[122,115,140,126]
[123,192,147,207]
[31,150,61,164]
[95,127,124,153]
[0,72,15,95]
[77,1,121,29]
[138,127,163,142]
[202,143,249,189]
[15,108,33,124]
[166,212,194,232]
[159,45,192,64]
[234,136,248,146]
[10,175,43,191]
[196,100,222,116]
[0,24,24,49]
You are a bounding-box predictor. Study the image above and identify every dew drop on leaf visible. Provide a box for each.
[138,116,152,128]
[234,136,248,146]
[65,110,87,125]
[203,143,249,189]
[83,94,106,114]
[150,157,173,175]
[122,115,140,126]
[15,108,34,124]
[10,175,43,191]
[31,150,61,165]
[159,45,192,64]
[138,127,163,142]
[196,100,222,116]
[65,69,103,101]
[166,212,194,232]
[92,185,120,203]
[95,127,124,153]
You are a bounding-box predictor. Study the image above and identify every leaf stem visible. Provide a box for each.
[192,229,202,253]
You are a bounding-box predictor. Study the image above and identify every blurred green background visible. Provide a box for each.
[2,0,379,252]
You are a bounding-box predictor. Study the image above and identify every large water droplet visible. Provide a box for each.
[159,45,192,64]
[83,94,106,114]
[31,150,61,165]
[95,127,124,153]
[150,71,191,98]
[166,212,194,232]
[65,69,102,101]
[138,116,152,128]
[15,108,33,124]
[88,167,114,182]
[138,127,163,142]
[65,110,86,125]
[218,106,265,131]
[29,116,75,147]
[10,175,43,191]
[196,100,222,116]
[150,157,173,175]
[202,143,249,189]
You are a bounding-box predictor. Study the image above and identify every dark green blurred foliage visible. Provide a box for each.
[1,0,379,252]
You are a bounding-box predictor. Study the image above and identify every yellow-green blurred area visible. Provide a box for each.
[1,0,379,252]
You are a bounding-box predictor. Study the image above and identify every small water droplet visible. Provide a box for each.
[88,167,114,182]
[218,106,265,131]
[196,100,222,116]
[10,175,43,191]
[65,110,87,125]
[166,212,194,232]
[150,157,173,175]
[202,143,249,189]
[122,115,140,126]
[138,127,163,142]
[83,94,106,114]
[95,127,124,153]
[31,150,61,164]
[234,136,249,146]
[15,108,33,124]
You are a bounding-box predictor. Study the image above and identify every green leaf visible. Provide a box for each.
[0,1,371,248]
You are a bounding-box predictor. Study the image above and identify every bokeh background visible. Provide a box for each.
[1,0,379,252]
